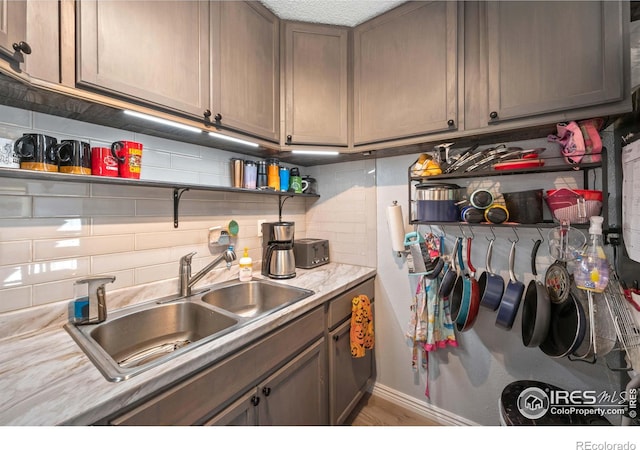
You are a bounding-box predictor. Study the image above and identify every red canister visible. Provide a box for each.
[111,141,143,179]
[91,147,119,177]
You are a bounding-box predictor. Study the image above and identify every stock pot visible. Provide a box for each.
[415,182,462,222]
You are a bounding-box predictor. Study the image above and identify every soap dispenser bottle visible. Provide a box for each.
[239,247,253,281]
[573,216,609,293]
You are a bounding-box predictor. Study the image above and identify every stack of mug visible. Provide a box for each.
[5,133,143,179]
[231,157,310,194]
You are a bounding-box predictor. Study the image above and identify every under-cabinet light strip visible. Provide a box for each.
[208,132,259,148]
[123,110,202,133]
[291,150,340,156]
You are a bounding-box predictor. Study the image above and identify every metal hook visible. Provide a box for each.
[508,227,519,244]
[467,226,475,240]
[458,224,467,239]
[440,225,447,238]
[535,227,545,244]
[486,226,496,242]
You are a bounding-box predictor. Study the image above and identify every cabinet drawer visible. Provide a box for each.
[327,278,375,330]
[110,306,324,425]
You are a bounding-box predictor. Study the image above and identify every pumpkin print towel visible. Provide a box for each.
[350,294,374,358]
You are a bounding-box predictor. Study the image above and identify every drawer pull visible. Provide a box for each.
[262,387,271,397]
[251,395,260,406]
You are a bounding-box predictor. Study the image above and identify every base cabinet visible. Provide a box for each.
[205,338,327,425]
[326,277,375,425]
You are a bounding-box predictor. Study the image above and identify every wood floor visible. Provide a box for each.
[344,393,443,426]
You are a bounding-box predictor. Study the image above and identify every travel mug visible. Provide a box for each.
[243,160,257,189]
[290,167,303,193]
[111,140,143,179]
[230,158,244,188]
[279,166,290,192]
[14,133,59,172]
[56,140,92,175]
[267,158,280,190]
[91,147,119,177]
[256,160,268,188]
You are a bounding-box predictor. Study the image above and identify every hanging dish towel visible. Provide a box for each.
[350,294,374,358]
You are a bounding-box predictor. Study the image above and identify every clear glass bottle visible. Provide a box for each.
[573,216,609,293]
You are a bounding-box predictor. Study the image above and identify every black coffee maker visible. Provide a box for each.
[261,222,296,279]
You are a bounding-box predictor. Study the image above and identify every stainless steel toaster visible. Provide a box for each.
[293,239,329,269]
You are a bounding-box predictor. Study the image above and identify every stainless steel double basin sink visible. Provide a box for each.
[64,279,314,382]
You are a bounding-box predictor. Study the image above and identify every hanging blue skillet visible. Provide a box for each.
[496,240,525,329]
[450,237,470,324]
[478,238,504,310]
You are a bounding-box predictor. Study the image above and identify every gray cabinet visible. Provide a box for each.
[283,22,349,146]
[327,277,375,425]
[206,338,327,425]
[77,0,210,117]
[0,0,27,62]
[108,306,324,426]
[211,1,279,141]
[485,0,625,124]
[353,1,458,145]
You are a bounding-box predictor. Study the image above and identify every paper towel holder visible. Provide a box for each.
[388,200,410,257]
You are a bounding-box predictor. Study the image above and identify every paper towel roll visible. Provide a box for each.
[386,202,406,253]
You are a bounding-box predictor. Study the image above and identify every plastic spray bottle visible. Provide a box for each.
[573,216,609,293]
[239,247,253,281]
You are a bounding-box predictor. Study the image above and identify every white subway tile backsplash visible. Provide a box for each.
[33,112,135,143]
[171,154,222,174]
[90,183,171,200]
[140,148,172,168]
[135,229,207,250]
[0,105,32,128]
[0,241,31,265]
[0,258,90,289]
[132,134,202,157]
[33,197,136,217]
[0,196,31,218]
[135,261,179,285]
[141,166,200,185]
[33,235,135,261]
[91,248,172,273]
[0,218,89,241]
[0,285,32,313]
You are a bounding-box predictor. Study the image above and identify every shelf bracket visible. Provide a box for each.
[173,188,190,228]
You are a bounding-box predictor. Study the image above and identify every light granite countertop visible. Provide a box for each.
[0,263,376,425]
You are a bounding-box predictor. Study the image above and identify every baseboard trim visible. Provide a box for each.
[369,383,479,426]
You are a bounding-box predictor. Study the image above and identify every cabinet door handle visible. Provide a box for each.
[12,41,31,55]
[489,111,498,120]
[250,395,260,406]
[286,135,292,144]
[262,387,271,397]
[203,109,212,119]
[214,113,222,122]
[333,335,339,341]
[447,119,455,127]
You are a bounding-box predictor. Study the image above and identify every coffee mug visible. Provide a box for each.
[91,147,119,177]
[111,140,143,179]
[14,134,59,172]
[56,140,92,175]
[0,137,19,168]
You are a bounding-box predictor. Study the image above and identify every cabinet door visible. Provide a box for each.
[257,338,327,425]
[328,316,375,425]
[353,1,458,145]
[284,22,348,146]
[0,0,27,61]
[77,0,210,117]
[203,390,258,426]
[487,1,625,123]
[211,1,279,141]
[24,0,59,83]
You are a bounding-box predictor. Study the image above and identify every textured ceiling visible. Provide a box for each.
[260,0,407,26]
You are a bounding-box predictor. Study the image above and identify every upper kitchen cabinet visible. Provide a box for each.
[353,1,458,145]
[283,22,349,146]
[76,0,210,118]
[210,1,279,142]
[486,1,626,124]
[0,0,27,63]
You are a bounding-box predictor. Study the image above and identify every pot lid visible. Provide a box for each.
[416,182,460,189]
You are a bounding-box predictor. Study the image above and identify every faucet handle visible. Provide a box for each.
[75,276,116,288]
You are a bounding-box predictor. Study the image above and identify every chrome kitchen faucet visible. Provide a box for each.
[179,247,237,297]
